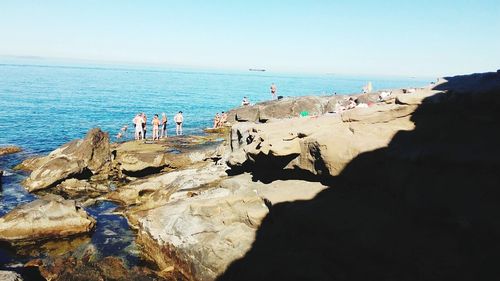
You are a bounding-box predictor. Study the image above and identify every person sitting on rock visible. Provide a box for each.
[220,112,228,127]
[241,97,250,106]
[213,113,220,128]
[347,97,357,109]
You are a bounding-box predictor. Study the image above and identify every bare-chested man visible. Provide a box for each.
[270,83,277,100]
[174,111,184,135]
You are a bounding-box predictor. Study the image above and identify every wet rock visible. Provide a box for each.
[0,270,23,281]
[0,146,22,156]
[36,250,164,281]
[0,194,95,242]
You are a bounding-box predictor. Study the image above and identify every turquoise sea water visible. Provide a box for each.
[0,59,431,276]
[0,59,431,156]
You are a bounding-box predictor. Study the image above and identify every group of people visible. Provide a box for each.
[213,112,228,128]
[121,111,184,141]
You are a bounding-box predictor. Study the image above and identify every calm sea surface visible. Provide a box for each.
[0,59,431,275]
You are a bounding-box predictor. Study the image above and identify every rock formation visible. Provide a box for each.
[0,146,22,156]
[10,72,500,280]
[216,72,500,280]
[22,128,110,192]
[136,173,328,281]
[0,194,95,242]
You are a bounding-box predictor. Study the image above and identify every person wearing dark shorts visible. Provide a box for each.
[174,111,184,135]
[161,112,167,138]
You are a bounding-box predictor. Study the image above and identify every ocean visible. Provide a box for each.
[0,58,431,276]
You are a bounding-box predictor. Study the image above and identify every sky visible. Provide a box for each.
[0,0,499,77]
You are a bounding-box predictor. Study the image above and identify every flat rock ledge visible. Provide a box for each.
[135,173,327,281]
[0,194,95,242]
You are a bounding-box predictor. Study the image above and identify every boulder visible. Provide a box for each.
[23,157,89,192]
[56,128,111,173]
[0,194,95,242]
[21,128,110,192]
[0,146,22,156]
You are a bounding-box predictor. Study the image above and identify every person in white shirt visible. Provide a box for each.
[133,113,144,140]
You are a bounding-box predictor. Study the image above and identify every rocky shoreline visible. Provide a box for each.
[1,71,499,280]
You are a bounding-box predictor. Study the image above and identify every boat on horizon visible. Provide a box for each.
[249,68,266,72]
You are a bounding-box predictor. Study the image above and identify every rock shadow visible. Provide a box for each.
[217,73,500,281]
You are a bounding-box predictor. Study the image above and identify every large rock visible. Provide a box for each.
[23,157,89,192]
[0,146,22,156]
[70,128,111,173]
[136,174,328,281]
[22,128,110,192]
[0,194,95,242]
[228,96,332,123]
[258,96,327,121]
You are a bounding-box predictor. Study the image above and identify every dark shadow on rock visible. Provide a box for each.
[217,74,500,281]
[122,166,167,178]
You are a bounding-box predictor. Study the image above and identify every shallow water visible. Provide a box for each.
[0,58,431,278]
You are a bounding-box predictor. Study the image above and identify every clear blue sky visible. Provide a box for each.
[0,0,499,77]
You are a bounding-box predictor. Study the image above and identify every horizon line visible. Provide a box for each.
[0,54,440,80]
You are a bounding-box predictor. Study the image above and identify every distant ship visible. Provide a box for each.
[249,68,266,72]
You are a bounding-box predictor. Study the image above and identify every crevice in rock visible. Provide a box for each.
[122,166,167,178]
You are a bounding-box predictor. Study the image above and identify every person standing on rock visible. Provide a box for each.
[152,114,160,140]
[270,83,277,100]
[161,112,168,138]
[142,113,147,139]
[133,113,144,140]
[174,111,184,135]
